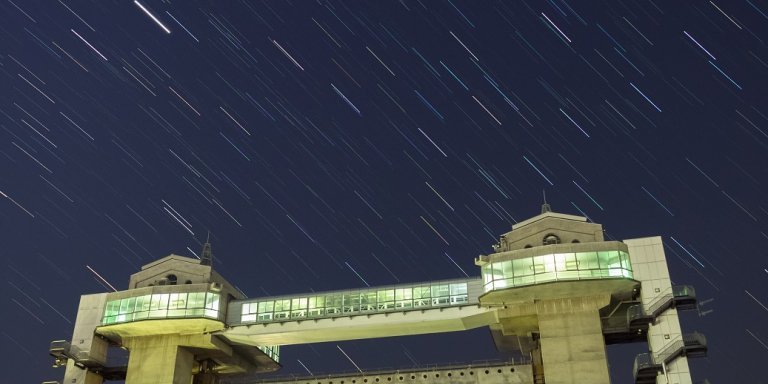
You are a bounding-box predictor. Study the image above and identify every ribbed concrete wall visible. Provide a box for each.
[241,362,532,384]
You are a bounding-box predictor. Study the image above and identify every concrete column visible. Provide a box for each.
[536,297,610,384]
[123,335,195,384]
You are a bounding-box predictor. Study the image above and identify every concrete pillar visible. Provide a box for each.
[123,335,195,384]
[536,296,610,384]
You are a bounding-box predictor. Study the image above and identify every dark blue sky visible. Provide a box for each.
[1,1,767,383]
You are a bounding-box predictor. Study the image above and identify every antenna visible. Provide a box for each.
[201,232,213,266]
[541,190,552,214]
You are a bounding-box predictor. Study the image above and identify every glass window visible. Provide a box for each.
[119,298,131,314]
[491,263,505,281]
[258,301,274,314]
[187,293,205,309]
[134,311,149,320]
[395,288,412,301]
[169,293,187,309]
[431,284,449,298]
[577,252,600,270]
[502,261,514,279]
[482,265,493,285]
[136,295,150,312]
[205,293,219,310]
[326,294,342,314]
[105,300,119,317]
[450,283,467,296]
[413,286,431,299]
[512,257,534,285]
[274,299,290,312]
[620,252,632,270]
[533,254,556,283]
[309,296,325,309]
[168,309,186,318]
[360,292,376,311]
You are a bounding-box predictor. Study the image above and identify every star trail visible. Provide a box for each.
[1,1,767,383]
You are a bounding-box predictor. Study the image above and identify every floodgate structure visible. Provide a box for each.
[48,206,706,384]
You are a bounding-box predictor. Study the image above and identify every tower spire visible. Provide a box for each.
[541,190,552,214]
[201,232,213,266]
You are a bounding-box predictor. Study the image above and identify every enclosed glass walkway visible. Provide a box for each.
[234,278,478,325]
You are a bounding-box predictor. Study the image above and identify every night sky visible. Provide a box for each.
[1,1,767,383]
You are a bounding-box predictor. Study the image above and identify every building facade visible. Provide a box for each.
[49,207,705,384]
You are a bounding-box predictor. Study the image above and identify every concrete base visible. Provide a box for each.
[538,309,609,383]
[124,335,195,384]
[537,296,611,384]
[123,333,233,384]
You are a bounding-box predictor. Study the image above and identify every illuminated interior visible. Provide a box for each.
[239,281,470,324]
[481,250,633,292]
[102,291,221,325]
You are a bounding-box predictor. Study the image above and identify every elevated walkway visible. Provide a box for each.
[633,332,708,384]
[222,278,498,346]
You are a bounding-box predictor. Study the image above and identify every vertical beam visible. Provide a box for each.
[64,293,109,384]
[536,296,611,384]
[625,237,693,384]
[123,335,194,384]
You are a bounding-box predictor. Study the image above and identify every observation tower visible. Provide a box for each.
[48,206,705,384]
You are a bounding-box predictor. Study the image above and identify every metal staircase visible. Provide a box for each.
[603,285,697,344]
[633,332,708,384]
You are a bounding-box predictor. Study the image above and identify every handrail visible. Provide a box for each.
[628,285,697,325]
[633,331,707,380]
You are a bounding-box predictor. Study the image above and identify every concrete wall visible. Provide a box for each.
[255,363,532,384]
[497,213,604,252]
[624,237,692,384]
[63,293,109,384]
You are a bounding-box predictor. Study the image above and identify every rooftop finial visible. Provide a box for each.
[541,190,552,214]
[201,232,213,266]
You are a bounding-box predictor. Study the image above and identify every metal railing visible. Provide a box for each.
[628,285,697,325]
[633,332,707,381]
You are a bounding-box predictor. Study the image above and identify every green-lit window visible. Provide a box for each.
[413,286,430,299]
[491,263,505,281]
[135,295,150,312]
[134,311,149,320]
[309,296,325,309]
[183,293,199,309]
[105,300,119,317]
[169,293,187,309]
[555,253,579,280]
[513,257,534,285]
[274,299,290,312]
[449,283,467,296]
[577,251,600,269]
[119,298,132,314]
[431,284,449,298]
[533,254,556,283]
[360,292,376,312]
[395,288,412,301]
[413,286,431,307]
[258,301,274,313]
[205,293,219,310]
[482,265,493,286]
[308,296,325,317]
[290,297,307,318]
[326,294,342,314]
[620,252,632,270]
